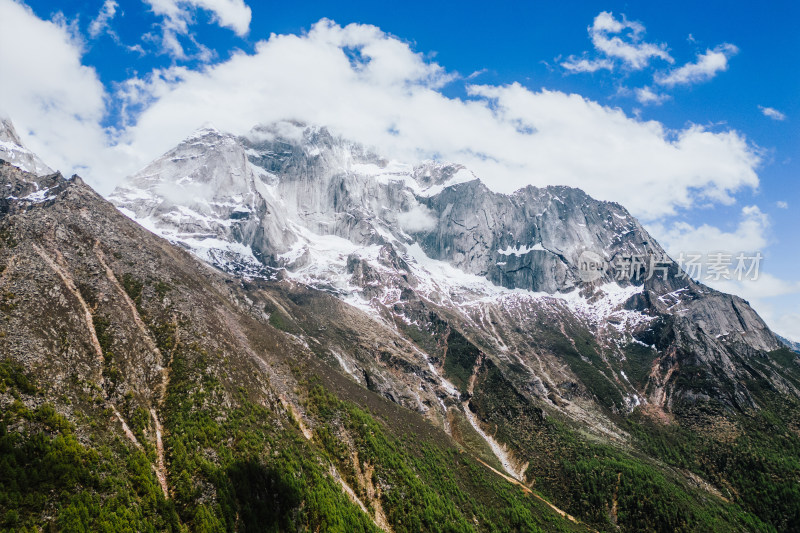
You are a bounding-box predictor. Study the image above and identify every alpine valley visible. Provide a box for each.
[1,118,799,532]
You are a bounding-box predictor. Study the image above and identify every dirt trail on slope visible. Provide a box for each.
[33,244,104,363]
[94,242,163,360]
[112,406,143,449]
[150,408,169,497]
[473,457,580,525]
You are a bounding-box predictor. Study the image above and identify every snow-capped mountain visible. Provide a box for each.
[0,118,53,176]
[111,121,781,419]
[113,123,667,325]
[110,122,483,281]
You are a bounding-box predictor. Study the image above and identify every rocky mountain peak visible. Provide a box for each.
[0,118,54,176]
[0,117,23,145]
[110,122,780,371]
[0,160,74,216]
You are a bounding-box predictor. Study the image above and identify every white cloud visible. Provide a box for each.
[0,8,763,225]
[0,7,760,222]
[768,312,800,343]
[656,43,738,87]
[88,0,117,38]
[0,0,112,179]
[97,20,760,221]
[587,11,672,70]
[560,56,613,73]
[711,274,800,302]
[397,203,437,232]
[0,10,764,224]
[562,13,738,104]
[777,201,788,209]
[759,105,786,121]
[466,68,487,80]
[144,0,251,36]
[650,205,770,255]
[634,86,669,105]
[142,0,251,59]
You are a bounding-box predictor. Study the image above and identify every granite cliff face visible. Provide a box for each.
[111,122,782,415]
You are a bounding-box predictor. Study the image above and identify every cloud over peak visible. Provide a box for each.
[0,7,763,227]
[652,205,770,256]
[102,20,761,224]
[0,0,107,176]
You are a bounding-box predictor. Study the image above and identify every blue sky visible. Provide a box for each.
[1,0,798,339]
